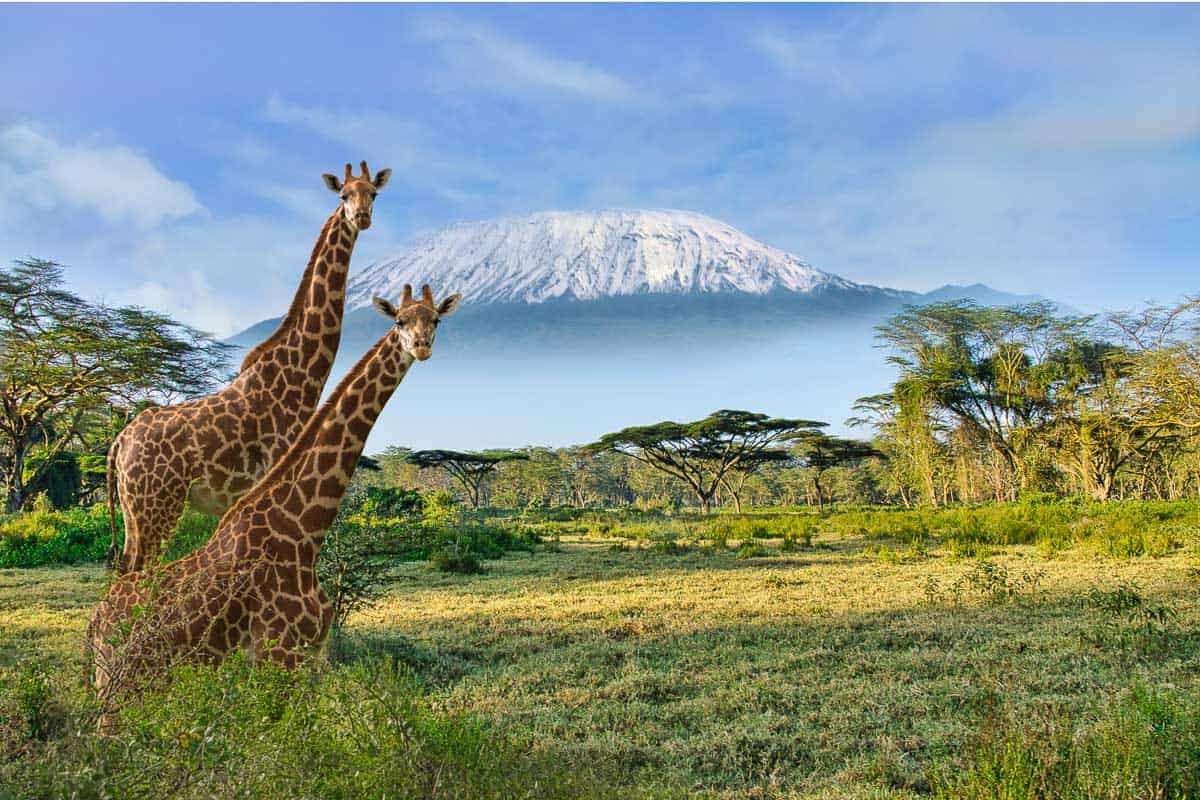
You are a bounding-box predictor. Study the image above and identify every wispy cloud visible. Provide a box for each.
[0,124,203,229]
[414,15,634,102]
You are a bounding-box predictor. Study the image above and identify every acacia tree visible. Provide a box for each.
[1114,297,1200,433]
[718,449,793,513]
[586,410,825,513]
[877,300,1093,498]
[0,259,231,512]
[792,433,880,510]
[406,449,529,508]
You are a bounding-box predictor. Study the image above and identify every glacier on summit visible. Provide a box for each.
[347,209,862,308]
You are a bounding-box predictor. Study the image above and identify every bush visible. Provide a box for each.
[931,683,1200,800]
[0,655,606,799]
[0,504,114,567]
[318,499,396,635]
[429,542,483,574]
[0,504,220,569]
[735,541,768,559]
[160,509,220,562]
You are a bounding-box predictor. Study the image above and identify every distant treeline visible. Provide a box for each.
[2,256,1198,513]
[369,298,1200,510]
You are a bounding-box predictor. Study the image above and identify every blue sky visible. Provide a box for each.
[1,3,1197,338]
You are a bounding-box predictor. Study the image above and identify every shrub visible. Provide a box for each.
[931,683,1200,800]
[0,504,220,569]
[318,502,396,635]
[160,509,220,562]
[649,538,690,556]
[735,541,768,559]
[0,504,114,567]
[429,542,483,574]
[0,655,606,799]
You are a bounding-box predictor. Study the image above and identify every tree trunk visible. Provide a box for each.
[4,444,26,513]
[719,477,743,513]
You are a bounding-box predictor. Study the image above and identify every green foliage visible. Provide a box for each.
[22,451,81,510]
[429,542,484,574]
[931,683,1200,800]
[159,509,220,562]
[318,498,397,634]
[649,538,691,556]
[0,504,114,567]
[0,504,219,569]
[1080,582,1179,655]
[734,541,768,559]
[920,560,1045,605]
[3,661,58,743]
[407,449,529,507]
[0,655,605,799]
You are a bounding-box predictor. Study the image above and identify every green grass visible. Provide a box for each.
[507,498,1200,561]
[2,508,1199,798]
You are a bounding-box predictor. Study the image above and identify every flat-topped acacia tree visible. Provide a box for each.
[585,410,825,513]
[792,433,881,510]
[406,449,530,508]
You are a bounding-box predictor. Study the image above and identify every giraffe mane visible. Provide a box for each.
[238,211,339,373]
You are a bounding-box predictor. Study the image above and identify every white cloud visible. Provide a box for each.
[261,95,500,203]
[932,77,1200,154]
[0,124,203,229]
[414,16,633,102]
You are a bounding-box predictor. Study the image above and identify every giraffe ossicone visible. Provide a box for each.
[89,285,463,726]
[107,161,392,575]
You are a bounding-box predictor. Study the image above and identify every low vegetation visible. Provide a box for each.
[3,503,1197,798]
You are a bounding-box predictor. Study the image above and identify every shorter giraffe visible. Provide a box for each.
[89,284,461,720]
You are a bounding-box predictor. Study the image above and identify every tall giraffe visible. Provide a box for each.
[89,285,461,708]
[107,161,391,574]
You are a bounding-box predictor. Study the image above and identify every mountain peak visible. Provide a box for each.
[347,209,858,308]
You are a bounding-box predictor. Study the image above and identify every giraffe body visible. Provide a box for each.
[109,163,391,573]
[90,285,461,719]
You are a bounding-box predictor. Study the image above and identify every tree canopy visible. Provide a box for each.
[586,409,825,512]
[406,449,530,507]
[792,433,880,509]
[0,258,231,511]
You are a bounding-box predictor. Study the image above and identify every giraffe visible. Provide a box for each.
[89,284,461,720]
[107,161,392,574]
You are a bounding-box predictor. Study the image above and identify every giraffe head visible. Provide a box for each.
[372,284,462,361]
[322,161,392,231]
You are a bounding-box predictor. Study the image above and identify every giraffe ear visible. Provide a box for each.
[322,174,343,193]
[436,293,463,318]
[373,168,392,190]
[372,296,399,319]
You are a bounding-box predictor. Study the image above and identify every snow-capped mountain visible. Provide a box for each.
[227,208,1056,451]
[347,209,866,309]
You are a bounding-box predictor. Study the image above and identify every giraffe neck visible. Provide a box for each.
[246,327,414,550]
[238,209,358,400]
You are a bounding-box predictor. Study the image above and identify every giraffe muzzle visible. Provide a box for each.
[355,214,372,230]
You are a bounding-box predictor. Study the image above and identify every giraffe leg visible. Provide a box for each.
[119,478,188,573]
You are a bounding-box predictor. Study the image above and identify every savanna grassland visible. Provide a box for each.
[4,505,1199,799]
